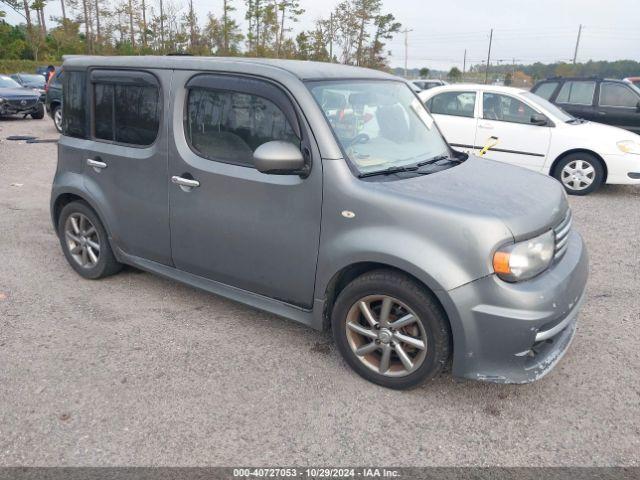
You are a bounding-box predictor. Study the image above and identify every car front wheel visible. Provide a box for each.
[31,103,45,119]
[331,270,451,389]
[554,152,604,195]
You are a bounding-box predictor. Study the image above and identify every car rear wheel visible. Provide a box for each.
[331,269,451,389]
[52,105,62,132]
[31,103,45,119]
[58,201,122,279]
[553,152,604,195]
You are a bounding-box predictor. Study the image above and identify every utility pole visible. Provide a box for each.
[462,49,466,81]
[402,28,413,78]
[484,28,493,84]
[159,0,164,51]
[573,24,582,64]
[329,12,333,62]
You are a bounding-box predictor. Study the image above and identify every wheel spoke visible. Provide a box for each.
[65,231,81,243]
[379,344,391,374]
[393,332,426,350]
[347,321,378,339]
[394,344,414,372]
[84,226,96,237]
[81,247,88,265]
[70,217,81,234]
[86,239,100,251]
[87,246,99,264]
[358,301,378,327]
[70,245,83,255]
[378,297,392,326]
[389,313,416,329]
[583,165,595,176]
[355,342,379,356]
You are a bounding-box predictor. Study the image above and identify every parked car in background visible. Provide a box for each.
[411,79,447,91]
[531,77,640,135]
[420,84,640,195]
[45,68,63,132]
[624,77,640,87]
[10,72,46,101]
[0,74,45,119]
[51,56,588,389]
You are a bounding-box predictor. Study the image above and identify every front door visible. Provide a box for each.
[478,92,551,171]
[597,81,640,134]
[167,71,322,309]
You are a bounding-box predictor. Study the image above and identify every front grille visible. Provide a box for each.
[7,97,37,109]
[553,209,572,261]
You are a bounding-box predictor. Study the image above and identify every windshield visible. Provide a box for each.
[20,74,45,86]
[0,75,21,88]
[522,91,574,122]
[308,80,450,174]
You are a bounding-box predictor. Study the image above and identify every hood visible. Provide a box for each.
[0,87,41,99]
[559,120,640,152]
[376,155,568,240]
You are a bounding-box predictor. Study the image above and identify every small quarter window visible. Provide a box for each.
[185,88,299,167]
[62,71,87,138]
[428,91,476,118]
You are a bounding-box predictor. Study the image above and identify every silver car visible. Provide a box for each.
[51,56,588,389]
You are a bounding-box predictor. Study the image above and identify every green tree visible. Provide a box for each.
[419,67,429,78]
[447,66,462,82]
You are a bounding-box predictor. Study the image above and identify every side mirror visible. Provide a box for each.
[530,113,548,126]
[253,141,307,176]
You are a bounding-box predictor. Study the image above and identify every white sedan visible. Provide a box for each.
[419,84,640,195]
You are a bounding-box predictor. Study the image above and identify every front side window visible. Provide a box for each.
[428,91,476,118]
[308,80,450,175]
[556,81,596,105]
[93,82,160,146]
[62,71,87,138]
[532,82,558,100]
[185,88,299,167]
[599,82,639,108]
[483,93,537,124]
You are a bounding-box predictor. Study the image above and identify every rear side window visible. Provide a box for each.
[599,82,639,108]
[185,88,299,167]
[556,81,596,105]
[427,91,476,118]
[532,82,558,100]
[62,71,87,138]
[92,72,160,146]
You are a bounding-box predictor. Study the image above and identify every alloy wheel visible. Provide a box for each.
[345,295,428,377]
[54,108,62,131]
[64,213,100,269]
[561,159,595,191]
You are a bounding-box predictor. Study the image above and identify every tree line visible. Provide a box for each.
[0,0,401,69]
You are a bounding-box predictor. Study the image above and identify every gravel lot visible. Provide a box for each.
[0,117,639,467]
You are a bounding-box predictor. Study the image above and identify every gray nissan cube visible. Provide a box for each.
[51,56,588,389]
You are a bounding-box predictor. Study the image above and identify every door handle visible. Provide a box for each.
[86,158,107,171]
[478,123,494,129]
[171,175,200,190]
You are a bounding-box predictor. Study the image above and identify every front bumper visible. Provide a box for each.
[602,152,640,185]
[443,230,588,383]
[0,101,41,116]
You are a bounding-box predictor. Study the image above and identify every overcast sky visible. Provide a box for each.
[3,0,639,70]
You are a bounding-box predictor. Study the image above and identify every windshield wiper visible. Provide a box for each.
[416,154,462,167]
[358,165,419,178]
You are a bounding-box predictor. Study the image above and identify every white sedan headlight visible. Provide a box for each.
[492,230,555,282]
[617,140,640,155]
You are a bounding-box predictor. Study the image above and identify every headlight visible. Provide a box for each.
[617,140,640,155]
[492,230,555,282]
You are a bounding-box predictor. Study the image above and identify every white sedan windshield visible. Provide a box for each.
[308,80,450,173]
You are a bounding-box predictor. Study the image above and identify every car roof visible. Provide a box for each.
[62,55,398,82]
[418,84,529,98]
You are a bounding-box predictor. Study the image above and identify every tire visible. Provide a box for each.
[553,152,604,196]
[331,269,451,389]
[31,103,45,119]
[52,104,63,133]
[57,201,122,279]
